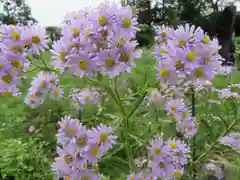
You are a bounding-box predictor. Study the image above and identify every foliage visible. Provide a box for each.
[0,0,37,25]
[2,1,240,180]
[136,24,155,47]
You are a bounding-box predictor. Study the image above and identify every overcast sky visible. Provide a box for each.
[27,0,111,26]
[27,0,240,26]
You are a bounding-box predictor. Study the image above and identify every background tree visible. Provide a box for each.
[0,0,37,25]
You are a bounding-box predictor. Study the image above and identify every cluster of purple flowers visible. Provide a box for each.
[153,24,223,87]
[52,115,117,180]
[128,137,190,180]
[166,98,197,139]
[25,71,63,108]
[50,2,141,78]
[203,162,224,180]
[0,25,48,95]
[220,132,240,153]
[71,88,101,109]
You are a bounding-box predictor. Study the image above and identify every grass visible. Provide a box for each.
[1,49,240,179]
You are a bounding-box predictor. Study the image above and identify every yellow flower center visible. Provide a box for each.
[11,60,22,70]
[194,68,204,78]
[182,111,188,119]
[117,38,126,48]
[91,146,99,157]
[202,35,210,44]
[79,60,88,69]
[154,147,161,155]
[49,78,55,84]
[129,177,135,180]
[186,51,196,62]
[98,15,108,26]
[161,31,167,38]
[66,128,75,137]
[11,45,23,53]
[64,154,73,164]
[64,65,70,71]
[104,56,115,68]
[159,68,168,78]
[32,36,41,44]
[71,28,80,37]
[10,31,20,40]
[76,135,86,147]
[0,64,3,70]
[2,74,12,83]
[119,52,130,62]
[170,106,176,111]
[170,142,177,148]
[172,170,182,178]
[40,81,47,88]
[100,132,108,142]
[175,60,184,70]
[29,98,35,104]
[59,51,67,61]
[122,18,131,28]
[65,176,71,180]
[160,49,167,55]
[178,40,187,47]
[81,176,91,180]
[100,30,108,40]
[52,88,59,96]
[159,162,165,168]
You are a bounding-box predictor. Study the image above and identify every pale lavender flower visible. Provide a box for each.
[165,138,190,165]
[149,158,174,179]
[88,124,117,151]
[148,138,165,159]
[50,86,64,100]
[22,25,48,55]
[67,53,98,78]
[147,89,163,105]
[204,163,224,180]
[220,132,240,152]
[165,98,185,115]
[57,115,81,146]
[220,66,232,75]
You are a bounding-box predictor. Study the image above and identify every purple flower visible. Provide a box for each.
[57,115,81,146]
[204,163,224,180]
[22,25,48,55]
[66,53,98,78]
[88,124,117,151]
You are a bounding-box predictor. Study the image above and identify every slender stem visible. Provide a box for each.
[194,118,237,164]
[191,88,197,180]
[114,77,126,116]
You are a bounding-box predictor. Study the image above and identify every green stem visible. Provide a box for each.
[191,89,197,180]
[194,118,237,164]
[114,77,126,116]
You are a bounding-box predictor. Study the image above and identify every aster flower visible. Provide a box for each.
[22,25,48,55]
[165,138,190,165]
[148,138,165,159]
[204,162,224,180]
[50,86,64,100]
[55,143,79,172]
[148,158,174,179]
[57,115,81,146]
[165,98,185,115]
[71,88,100,107]
[88,124,117,151]
[66,53,98,78]
[220,132,240,152]
[147,89,163,105]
